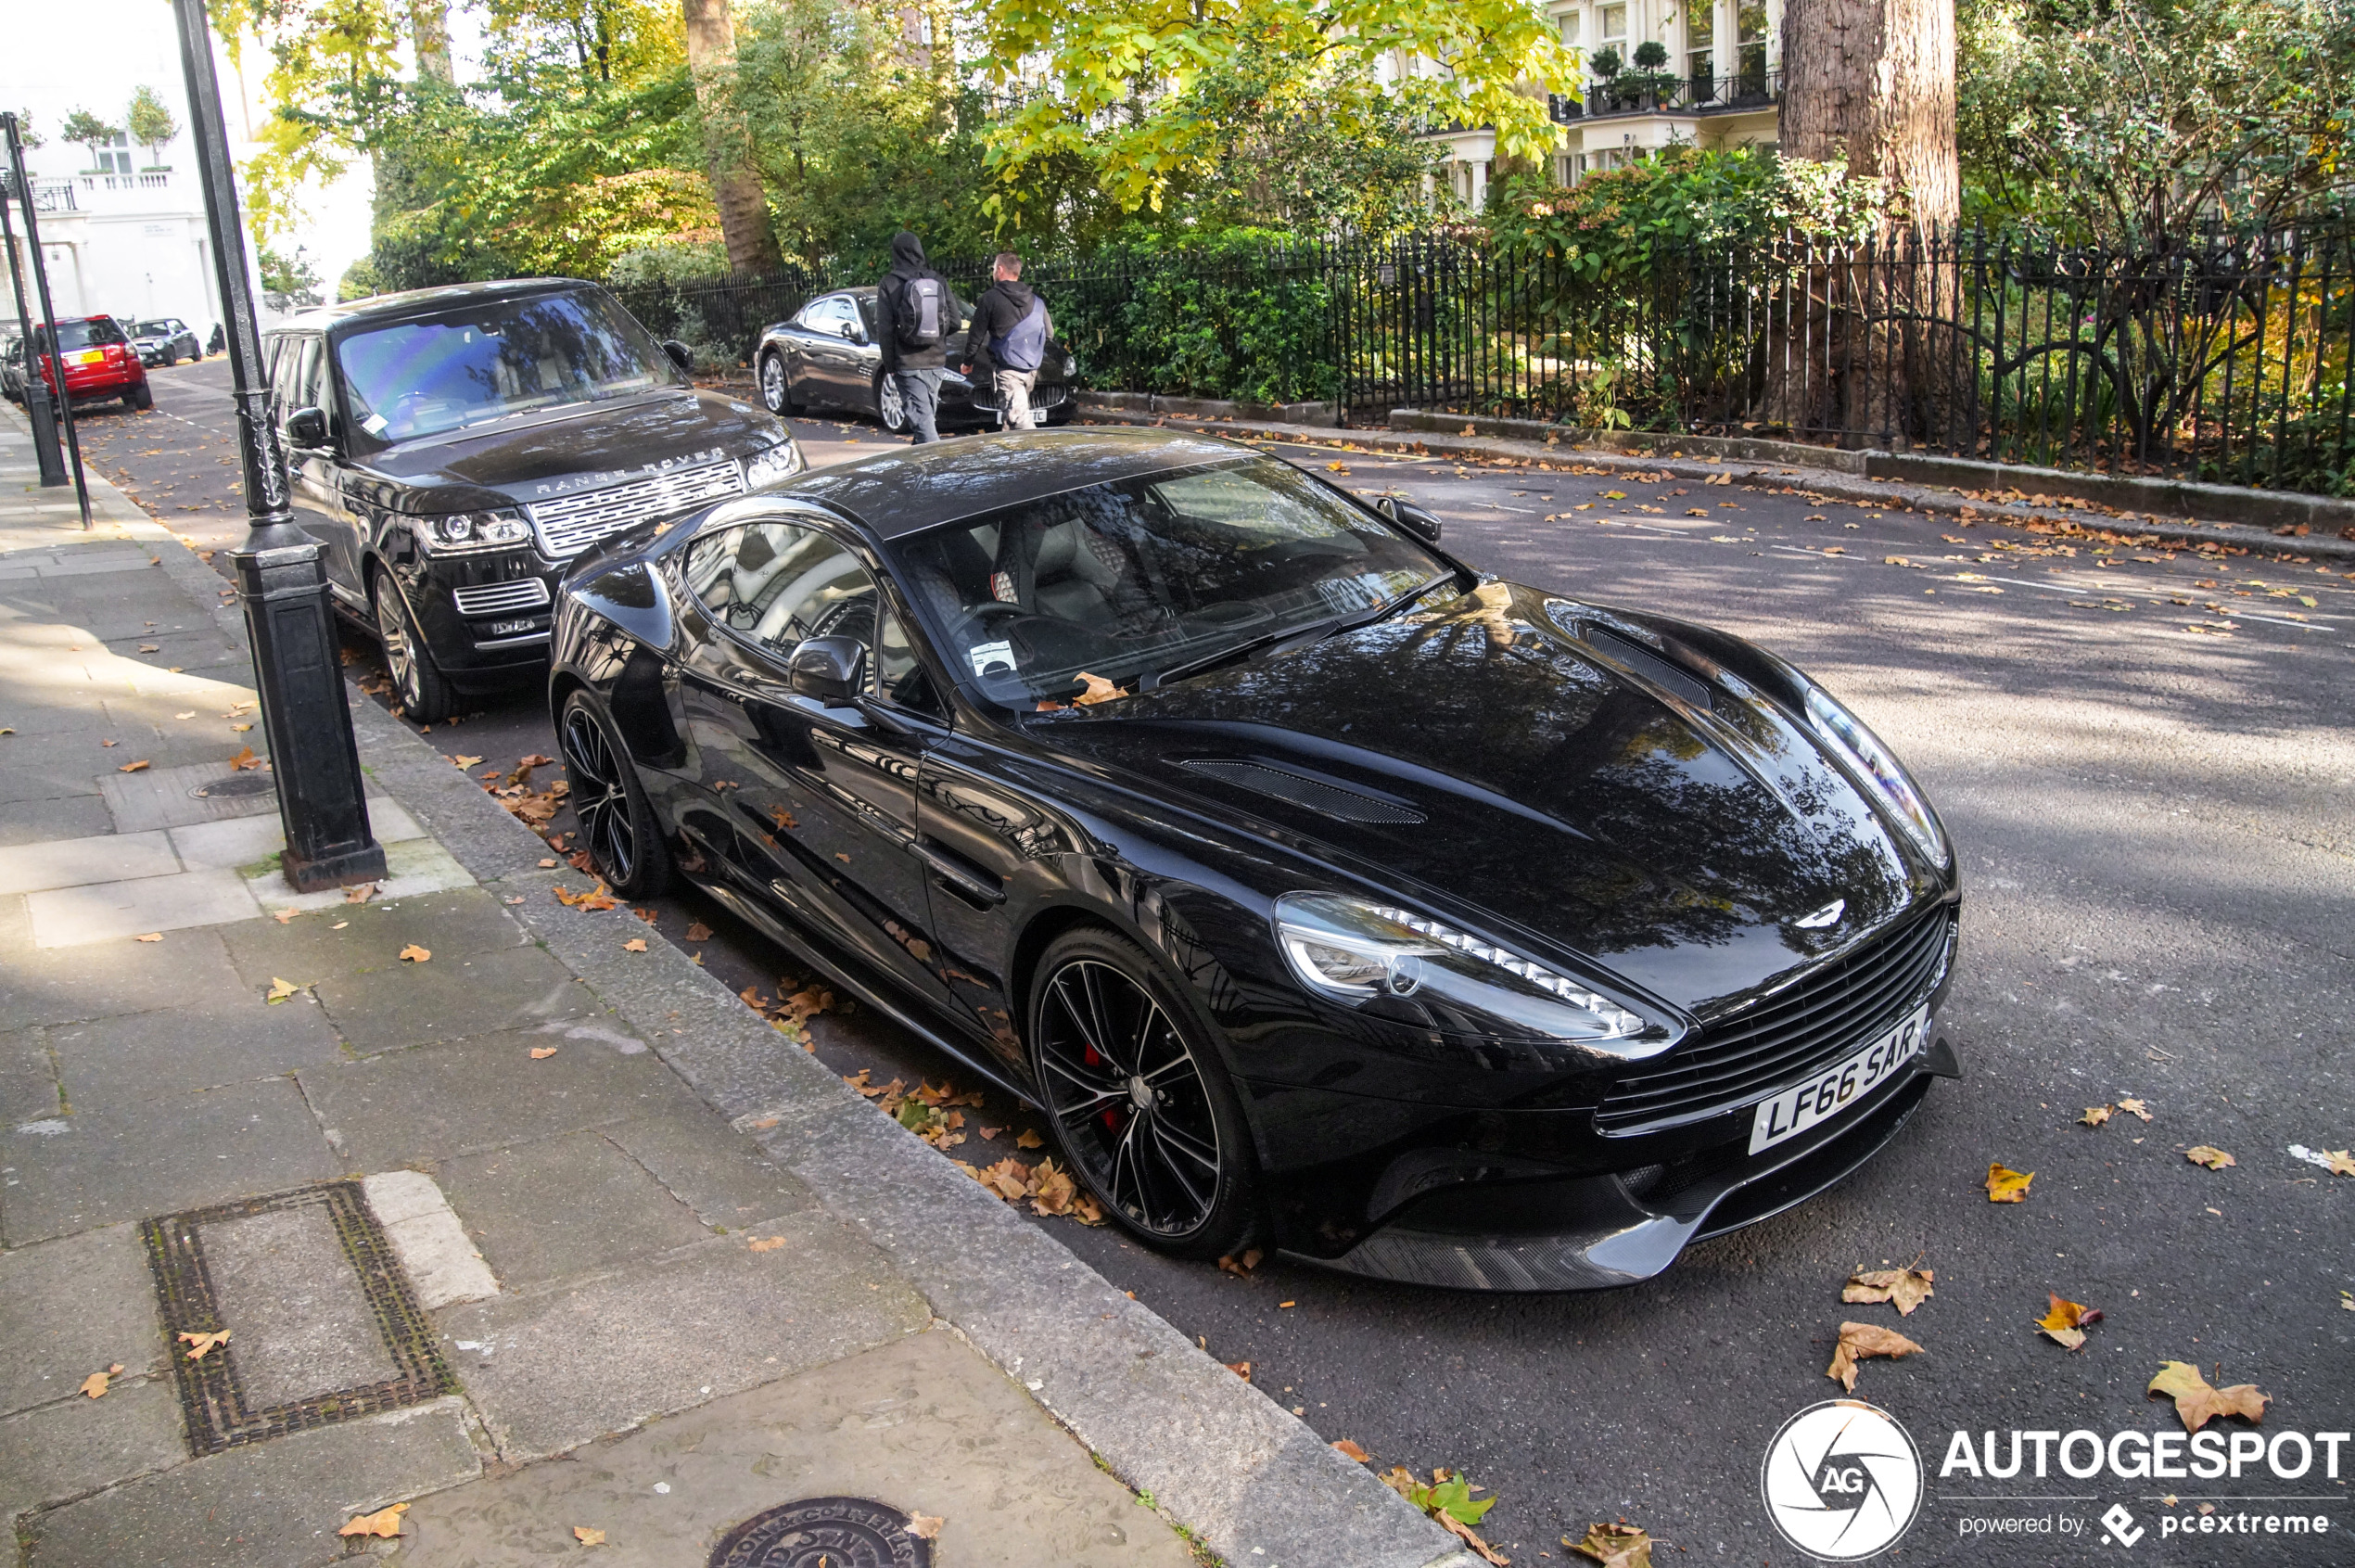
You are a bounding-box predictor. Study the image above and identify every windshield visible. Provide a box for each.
[36,320,123,353]
[333,289,677,445]
[888,456,1450,709]
[135,320,177,337]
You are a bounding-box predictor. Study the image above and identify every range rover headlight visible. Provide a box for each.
[743,440,803,491]
[1273,893,1670,1056]
[1802,685,1949,869]
[414,509,530,554]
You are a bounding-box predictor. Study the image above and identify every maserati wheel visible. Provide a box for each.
[1029,930,1258,1256]
[876,372,908,434]
[559,691,672,899]
[759,352,794,414]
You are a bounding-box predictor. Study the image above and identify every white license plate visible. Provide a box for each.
[1748,1003,1931,1154]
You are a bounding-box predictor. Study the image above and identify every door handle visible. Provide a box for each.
[909,840,1005,904]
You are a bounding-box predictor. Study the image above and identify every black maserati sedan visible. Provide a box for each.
[548,429,1961,1290]
[750,287,1077,432]
[261,278,803,722]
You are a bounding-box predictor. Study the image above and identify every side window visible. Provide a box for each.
[681,527,739,614]
[267,338,302,427]
[872,601,923,704]
[797,298,843,331]
[295,339,329,431]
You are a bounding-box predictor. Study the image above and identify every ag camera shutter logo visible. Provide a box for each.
[1761,1400,1925,1560]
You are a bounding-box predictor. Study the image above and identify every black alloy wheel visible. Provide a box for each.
[1029,930,1258,1258]
[371,567,455,724]
[558,691,671,899]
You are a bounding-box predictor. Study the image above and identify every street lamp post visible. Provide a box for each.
[169,0,387,892]
[1,119,83,502]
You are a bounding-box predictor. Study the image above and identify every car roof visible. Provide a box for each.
[271,277,592,335]
[770,427,1252,540]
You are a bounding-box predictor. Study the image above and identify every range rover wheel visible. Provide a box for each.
[758,352,796,414]
[1027,928,1260,1260]
[875,372,908,434]
[371,567,455,724]
[558,691,671,899]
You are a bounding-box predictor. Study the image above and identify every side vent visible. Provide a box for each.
[1178,760,1426,825]
[1583,626,1712,710]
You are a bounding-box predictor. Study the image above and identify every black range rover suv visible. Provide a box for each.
[262,279,804,721]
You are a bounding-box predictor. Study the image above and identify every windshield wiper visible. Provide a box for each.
[1146,619,1339,690]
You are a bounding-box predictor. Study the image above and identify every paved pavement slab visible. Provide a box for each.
[435,1214,930,1461]
[0,830,180,896]
[0,1376,187,1521]
[601,1106,821,1232]
[202,1202,401,1407]
[0,795,115,848]
[26,864,260,946]
[215,884,527,992]
[0,1077,337,1244]
[438,1129,714,1288]
[25,1397,480,1568]
[297,1022,704,1171]
[0,924,248,1032]
[0,1223,164,1416]
[310,943,592,1053]
[46,995,347,1109]
[388,1330,1195,1568]
[0,1026,62,1124]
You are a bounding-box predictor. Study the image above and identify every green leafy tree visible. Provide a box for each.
[58,108,121,172]
[125,86,181,166]
[10,110,45,148]
[1957,0,2355,242]
[258,244,324,308]
[973,0,1578,228]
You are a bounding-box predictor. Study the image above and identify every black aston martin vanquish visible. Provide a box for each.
[548,428,1962,1291]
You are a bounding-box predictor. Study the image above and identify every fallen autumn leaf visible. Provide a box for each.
[337,1503,407,1538]
[2037,1294,2103,1351]
[117,759,149,772]
[573,1525,605,1546]
[399,944,431,963]
[2186,1145,2235,1170]
[1986,1164,2034,1203]
[1333,1439,1373,1462]
[177,1330,230,1359]
[1568,1521,1654,1568]
[2081,1105,2113,1127]
[529,1046,558,1059]
[1827,1321,1924,1392]
[2148,1361,2269,1432]
[2119,1098,2153,1121]
[78,1363,123,1398]
[906,1513,944,1540]
[265,977,301,1003]
[623,937,648,952]
[1844,1266,1935,1316]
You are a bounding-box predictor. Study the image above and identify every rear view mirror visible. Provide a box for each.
[788,635,865,703]
[661,338,695,372]
[1376,495,1445,543]
[286,405,329,447]
[837,321,860,342]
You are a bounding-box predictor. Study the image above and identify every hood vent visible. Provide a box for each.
[1178,759,1427,825]
[1582,626,1712,710]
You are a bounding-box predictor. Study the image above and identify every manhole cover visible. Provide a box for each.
[708,1498,935,1567]
[192,773,275,799]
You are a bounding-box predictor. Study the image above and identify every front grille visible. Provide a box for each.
[525,459,744,557]
[451,578,552,618]
[1597,904,1956,1133]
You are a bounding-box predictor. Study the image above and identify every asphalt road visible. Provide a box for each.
[68,354,2355,1564]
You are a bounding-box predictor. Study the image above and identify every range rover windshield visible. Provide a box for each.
[335,289,678,446]
[889,457,1453,710]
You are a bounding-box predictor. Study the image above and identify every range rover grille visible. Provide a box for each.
[525,459,745,557]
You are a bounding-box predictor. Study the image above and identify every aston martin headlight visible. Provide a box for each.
[414,509,530,554]
[1273,893,1666,1054]
[1802,686,1949,868]
[743,440,803,491]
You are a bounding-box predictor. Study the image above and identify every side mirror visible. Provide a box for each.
[1377,495,1445,543]
[787,635,865,703]
[661,338,695,373]
[286,405,329,447]
[836,321,861,342]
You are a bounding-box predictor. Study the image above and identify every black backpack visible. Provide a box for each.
[897,276,944,351]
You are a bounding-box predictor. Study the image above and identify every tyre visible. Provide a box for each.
[758,351,796,414]
[125,381,153,411]
[875,371,908,434]
[371,567,456,724]
[1026,927,1260,1259]
[164,348,179,367]
[557,690,672,899]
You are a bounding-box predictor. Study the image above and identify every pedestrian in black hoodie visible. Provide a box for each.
[874,230,962,444]
[961,251,1054,431]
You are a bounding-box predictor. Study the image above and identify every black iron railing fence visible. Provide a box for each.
[604,223,2355,496]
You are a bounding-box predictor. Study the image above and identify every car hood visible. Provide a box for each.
[1025,580,1936,1019]
[352,389,783,513]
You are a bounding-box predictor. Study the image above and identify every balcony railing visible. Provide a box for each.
[32,180,78,213]
[1549,70,1781,123]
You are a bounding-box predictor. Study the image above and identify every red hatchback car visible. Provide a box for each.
[32,316,151,410]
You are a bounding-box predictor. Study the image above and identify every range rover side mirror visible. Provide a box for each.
[661,338,695,373]
[788,635,866,704]
[285,405,329,448]
[1376,495,1445,543]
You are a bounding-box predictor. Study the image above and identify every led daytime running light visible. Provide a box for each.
[1365,904,1647,1036]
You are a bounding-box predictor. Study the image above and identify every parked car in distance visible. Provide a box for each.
[261,277,804,725]
[131,317,204,366]
[0,334,23,403]
[751,287,1076,433]
[28,316,150,410]
[548,428,1961,1289]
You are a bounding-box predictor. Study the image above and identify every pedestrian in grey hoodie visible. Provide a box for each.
[961,251,1053,431]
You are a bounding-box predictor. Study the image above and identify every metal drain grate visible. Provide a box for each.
[139,1179,456,1456]
[708,1497,936,1567]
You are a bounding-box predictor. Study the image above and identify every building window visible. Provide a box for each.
[1559,9,1582,47]
[96,133,133,176]
[1598,2,1627,57]
[1738,0,1769,91]
[1687,0,1716,94]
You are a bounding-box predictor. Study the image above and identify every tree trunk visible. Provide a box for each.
[1776,0,1961,445]
[407,0,453,85]
[681,0,782,274]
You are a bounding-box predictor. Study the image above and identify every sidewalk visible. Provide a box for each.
[0,407,1474,1568]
